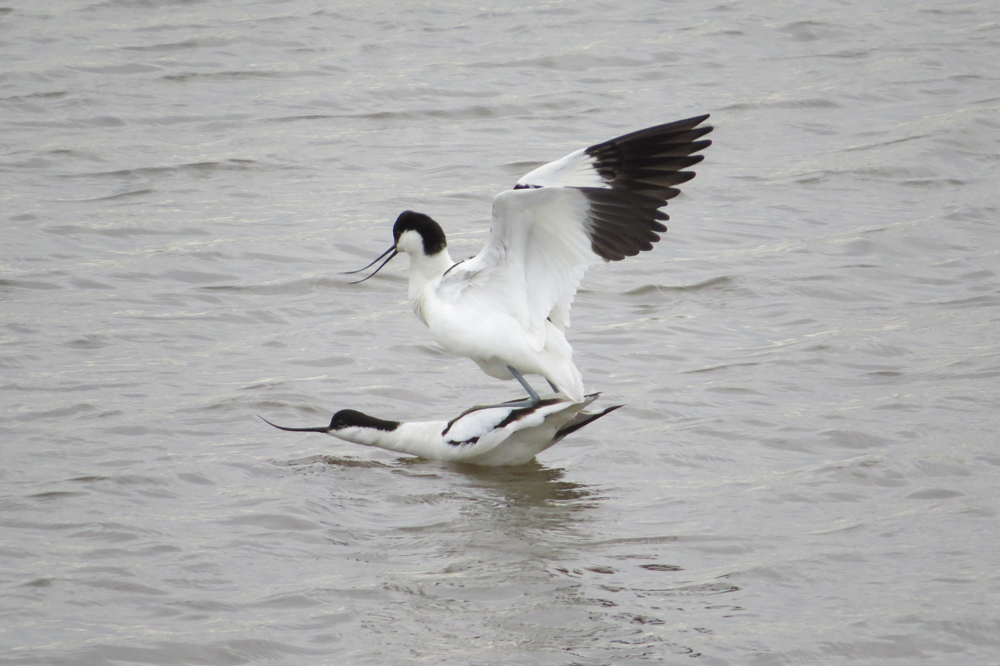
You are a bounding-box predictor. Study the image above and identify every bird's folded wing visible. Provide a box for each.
[442,402,548,444]
[442,405,512,444]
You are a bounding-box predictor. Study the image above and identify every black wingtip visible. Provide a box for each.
[554,403,624,440]
[576,115,713,261]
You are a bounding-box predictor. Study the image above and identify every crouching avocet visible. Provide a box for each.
[260,394,620,466]
[348,115,713,407]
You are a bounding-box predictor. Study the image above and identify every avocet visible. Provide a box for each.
[261,394,620,466]
[350,115,712,406]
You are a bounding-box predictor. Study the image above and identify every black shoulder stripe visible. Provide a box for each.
[494,398,563,429]
[447,436,480,447]
[443,260,465,277]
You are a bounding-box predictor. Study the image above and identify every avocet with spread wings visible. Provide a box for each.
[349,115,713,406]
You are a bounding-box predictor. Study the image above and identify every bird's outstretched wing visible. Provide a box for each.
[515,113,713,198]
[443,115,712,346]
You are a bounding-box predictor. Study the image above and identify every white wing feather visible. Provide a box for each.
[442,396,601,449]
[443,187,599,348]
[442,405,519,444]
[440,115,713,350]
[516,148,607,189]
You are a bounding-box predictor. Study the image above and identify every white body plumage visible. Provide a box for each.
[261,394,619,467]
[350,115,713,404]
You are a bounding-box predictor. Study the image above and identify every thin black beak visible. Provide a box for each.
[343,244,398,283]
[258,415,330,433]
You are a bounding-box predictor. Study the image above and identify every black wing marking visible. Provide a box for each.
[584,114,713,201]
[580,188,669,261]
[517,115,712,262]
[441,398,564,445]
[553,404,623,442]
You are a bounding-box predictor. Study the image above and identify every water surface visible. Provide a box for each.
[2,0,999,663]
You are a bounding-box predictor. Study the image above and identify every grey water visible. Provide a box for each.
[2,0,999,663]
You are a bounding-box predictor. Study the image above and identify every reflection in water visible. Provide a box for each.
[427,459,598,505]
[281,453,394,469]
[6,0,998,661]
[276,454,726,661]
[295,454,617,660]
[281,452,597,504]
[277,453,601,545]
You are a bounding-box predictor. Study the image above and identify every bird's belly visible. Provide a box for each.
[423,304,542,379]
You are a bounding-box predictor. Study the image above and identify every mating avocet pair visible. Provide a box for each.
[267,115,712,465]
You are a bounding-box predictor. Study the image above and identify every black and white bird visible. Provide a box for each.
[350,115,713,406]
[261,394,621,466]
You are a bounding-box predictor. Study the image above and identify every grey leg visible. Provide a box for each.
[468,367,543,411]
[507,366,541,405]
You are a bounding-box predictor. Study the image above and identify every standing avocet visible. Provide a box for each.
[350,115,713,406]
[261,394,620,466]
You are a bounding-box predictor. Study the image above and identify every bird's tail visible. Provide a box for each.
[549,362,584,402]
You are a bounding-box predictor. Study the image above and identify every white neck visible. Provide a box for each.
[332,422,447,457]
[405,248,454,302]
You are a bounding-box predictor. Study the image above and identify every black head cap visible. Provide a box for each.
[392,211,447,256]
[329,409,401,432]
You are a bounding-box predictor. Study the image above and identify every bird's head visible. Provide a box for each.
[392,211,447,257]
[259,409,400,434]
[346,210,447,283]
